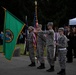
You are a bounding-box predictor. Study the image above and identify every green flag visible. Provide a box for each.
[3,10,25,60]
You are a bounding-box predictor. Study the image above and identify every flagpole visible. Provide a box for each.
[24,16,29,55]
[35,0,38,27]
[34,1,38,63]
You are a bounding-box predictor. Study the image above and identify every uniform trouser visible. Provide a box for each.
[36,45,44,63]
[47,45,54,66]
[29,46,35,62]
[58,50,67,69]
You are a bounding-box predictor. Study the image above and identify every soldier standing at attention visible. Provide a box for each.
[36,24,46,69]
[55,27,68,75]
[45,22,55,72]
[27,26,36,67]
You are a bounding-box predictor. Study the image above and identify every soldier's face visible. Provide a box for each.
[29,28,32,32]
[58,30,63,35]
[47,25,52,30]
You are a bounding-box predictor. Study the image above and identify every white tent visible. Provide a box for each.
[69,18,76,25]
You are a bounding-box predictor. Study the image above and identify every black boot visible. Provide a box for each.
[28,62,36,67]
[57,70,62,74]
[46,66,54,72]
[57,69,66,75]
[37,63,45,69]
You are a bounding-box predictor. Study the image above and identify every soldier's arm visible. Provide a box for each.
[38,30,54,34]
[26,34,33,43]
[29,34,33,43]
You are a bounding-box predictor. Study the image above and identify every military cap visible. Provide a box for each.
[58,27,64,31]
[28,26,34,30]
[47,22,53,26]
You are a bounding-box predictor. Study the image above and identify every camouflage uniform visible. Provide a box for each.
[45,30,54,66]
[37,31,46,64]
[56,27,68,75]
[57,35,67,69]
[27,31,35,63]
[41,29,55,66]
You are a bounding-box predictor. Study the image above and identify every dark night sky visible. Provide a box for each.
[0,0,37,32]
[0,0,27,32]
[0,7,4,32]
[0,0,76,32]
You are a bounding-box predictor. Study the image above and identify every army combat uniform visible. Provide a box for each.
[57,28,68,75]
[27,29,35,67]
[41,29,55,72]
[46,30,54,67]
[36,30,46,69]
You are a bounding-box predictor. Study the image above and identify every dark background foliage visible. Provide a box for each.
[0,0,76,31]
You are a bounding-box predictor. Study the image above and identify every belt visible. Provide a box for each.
[59,48,66,50]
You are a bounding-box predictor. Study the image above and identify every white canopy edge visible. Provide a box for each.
[69,18,76,25]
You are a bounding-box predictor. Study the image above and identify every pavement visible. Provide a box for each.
[0,53,76,75]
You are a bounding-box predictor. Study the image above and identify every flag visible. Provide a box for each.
[33,33,37,49]
[33,13,38,28]
[3,9,25,60]
[33,13,38,50]
[33,13,36,27]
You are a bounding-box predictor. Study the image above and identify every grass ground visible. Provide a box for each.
[0,45,3,53]
[0,44,47,56]
[0,44,25,55]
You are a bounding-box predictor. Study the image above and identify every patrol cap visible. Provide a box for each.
[58,27,64,31]
[28,26,34,30]
[47,22,53,26]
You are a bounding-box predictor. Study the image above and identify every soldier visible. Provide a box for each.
[26,26,35,67]
[55,27,68,75]
[38,22,55,72]
[35,22,55,71]
[36,24,46,69]
[45,22,55,72]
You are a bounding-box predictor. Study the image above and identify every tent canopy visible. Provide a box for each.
[69,18,76,25]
